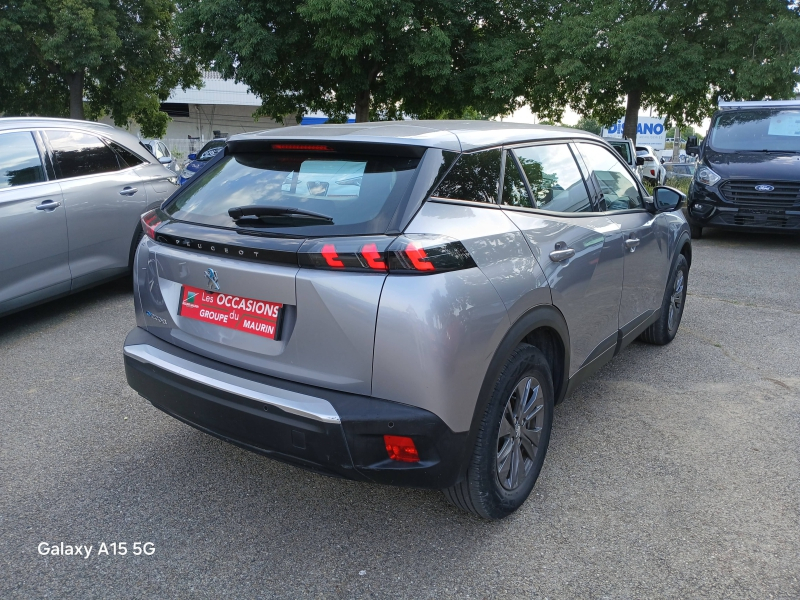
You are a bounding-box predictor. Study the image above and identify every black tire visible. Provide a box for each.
[443,344,554,520]
[640,254,688,345]
[128,224,144,271]
[689,225,702,239]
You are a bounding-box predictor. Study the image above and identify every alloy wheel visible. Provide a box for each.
[668,270,685,332]
[496,376,545,491]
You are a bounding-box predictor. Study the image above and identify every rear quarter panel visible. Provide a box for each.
[371,201,550,432]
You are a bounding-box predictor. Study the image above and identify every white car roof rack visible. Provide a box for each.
[718,100,800,110]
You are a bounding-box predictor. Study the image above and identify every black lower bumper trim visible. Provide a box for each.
[124,327,469,489]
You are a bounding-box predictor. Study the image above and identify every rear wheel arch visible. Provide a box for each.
[678,233,692,269]
[458,305,570,481]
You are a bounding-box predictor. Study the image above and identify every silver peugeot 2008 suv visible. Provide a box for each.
[123,121,691,519]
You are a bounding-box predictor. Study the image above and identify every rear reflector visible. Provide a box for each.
[141,209,165,240]
[271,143,334,152]
[384,435,420,463]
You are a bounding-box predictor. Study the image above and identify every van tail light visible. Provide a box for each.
[141,209,165,240]
[384,435,419,462]
[298,235,476,274]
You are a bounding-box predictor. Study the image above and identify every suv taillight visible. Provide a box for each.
[141,209,165,240]
[297,235,475,274]
[387,235,476,273]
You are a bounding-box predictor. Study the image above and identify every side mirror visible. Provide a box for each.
[187,153,197,160]
[685,135,700,157]
[653,186,685,212]
[158,156,173,165]
[635,156,645,166]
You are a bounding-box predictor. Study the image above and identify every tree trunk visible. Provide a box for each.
[672,125,681,163]
[623,89,642,145]
[354,89,370,123]
[67,71,85,120]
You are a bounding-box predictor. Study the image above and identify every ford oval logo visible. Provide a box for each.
[754,184,775,192]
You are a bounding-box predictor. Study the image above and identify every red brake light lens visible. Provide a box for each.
[360,243,387,270]
[141,209,165,240]
[321,244,344,268]
[384,435,419,463]
[271,143,334,152]
[402,242,436,271]
[387,235,476,273]
[298,235,475,274]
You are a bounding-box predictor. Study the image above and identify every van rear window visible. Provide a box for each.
[165,152,420,236]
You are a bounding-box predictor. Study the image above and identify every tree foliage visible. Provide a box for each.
[530,0,800,142]
[574,116,602,135]
[177,0,539,123]
[0,0,200,137]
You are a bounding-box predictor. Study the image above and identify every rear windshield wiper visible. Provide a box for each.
[228,206,334,225]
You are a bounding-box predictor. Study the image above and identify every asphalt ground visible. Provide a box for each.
[1,228,799,599]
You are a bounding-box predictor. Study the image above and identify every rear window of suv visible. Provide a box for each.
[165,151,420,236]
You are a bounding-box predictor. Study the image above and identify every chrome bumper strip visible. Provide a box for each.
[124,344,341,424]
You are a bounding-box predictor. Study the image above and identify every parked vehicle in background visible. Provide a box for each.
[663,162,696,181]
[0,117,179,317]
[124,121,691,519]
[686,100,800,239]
[605,138,643,181]
[140,139,180,174]
[178,138,226,184]
[636,145,667,185]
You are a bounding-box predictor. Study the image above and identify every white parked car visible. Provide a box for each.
[140,140,180,174]
[636,145,666,185]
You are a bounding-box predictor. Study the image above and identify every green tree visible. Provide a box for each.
[177,0,536,123]
[531,0,800,143]
[574,116,602,135]
[0,0,200,137]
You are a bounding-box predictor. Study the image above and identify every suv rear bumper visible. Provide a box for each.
[123,327,468,489]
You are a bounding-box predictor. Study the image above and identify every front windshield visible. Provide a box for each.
[709,109,800,152]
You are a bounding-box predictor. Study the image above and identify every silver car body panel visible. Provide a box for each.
[125,121,690,437]
[502,209,625,376]
[371,267,511,433]
[124,343,341,423]
[244,120,599,153]
[407,200,551,323]
[0,180,70,311]
[0,118,178,315]
[614,211,671,333]
[141,243,386,395]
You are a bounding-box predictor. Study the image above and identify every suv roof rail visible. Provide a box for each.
[718,100,800,110]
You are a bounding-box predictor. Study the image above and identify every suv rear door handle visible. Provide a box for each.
[36,200,61,211]
[549,242,575,262]
[119,186,139,196]
[625,237,640,250]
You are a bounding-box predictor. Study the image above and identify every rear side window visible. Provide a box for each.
[511,144,592,213]
[165,152,420,236]
[0,131,45,189]
[47,130,120,179]
[432,149,502,204]
[110,142,146,168]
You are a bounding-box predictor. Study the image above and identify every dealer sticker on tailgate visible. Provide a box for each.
[178,285,284,340]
